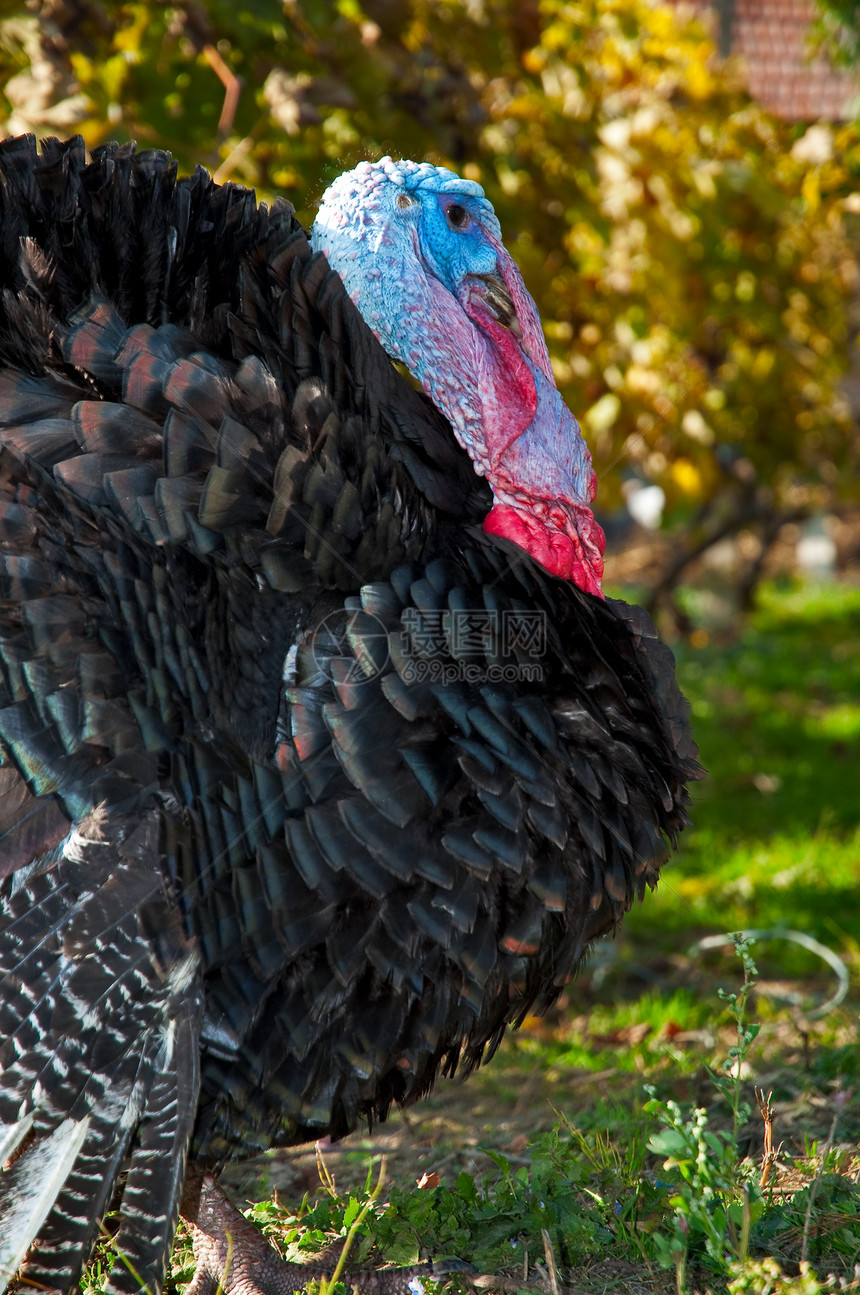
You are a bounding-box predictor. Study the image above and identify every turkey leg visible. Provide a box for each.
[180,1170,439,1295]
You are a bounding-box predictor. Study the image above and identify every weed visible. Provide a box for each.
[711,934,761,1143]
[643,935,765,1289]
[644,1094,760,1285]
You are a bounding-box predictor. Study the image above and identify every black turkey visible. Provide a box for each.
[0,135,701,1294]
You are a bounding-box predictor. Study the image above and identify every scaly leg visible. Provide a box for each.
[180,1170,445,1295]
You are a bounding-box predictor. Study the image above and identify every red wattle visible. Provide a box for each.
[484,503,605,598]
[461,298,537,449]
[484,231,556,386]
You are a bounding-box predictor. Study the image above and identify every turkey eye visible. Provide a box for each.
[446,203,469,229]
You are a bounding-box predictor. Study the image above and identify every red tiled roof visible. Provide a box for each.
[667,0,859,120]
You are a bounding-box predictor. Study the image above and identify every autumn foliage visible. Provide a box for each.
[2,0,858,605]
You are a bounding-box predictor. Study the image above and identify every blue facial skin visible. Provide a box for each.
[311,160,504,433]
[311,157,603,593]
[312,159,501,322]
[416,193,499,291]
[312,155,588,491]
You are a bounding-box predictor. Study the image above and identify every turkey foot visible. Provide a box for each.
[180,1171,450,1295]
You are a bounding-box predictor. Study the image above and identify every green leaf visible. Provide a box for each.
[648,1129,690,1157]
[342,1197,362,1229]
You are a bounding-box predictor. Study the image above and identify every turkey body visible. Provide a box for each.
[0,136,700,1294]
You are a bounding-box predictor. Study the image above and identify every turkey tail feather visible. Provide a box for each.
[0,1115,91,1291]
[9,1110,139,1295]
[102,1014,201,1295]
[0,811,203,1295]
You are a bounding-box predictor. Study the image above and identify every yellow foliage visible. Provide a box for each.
[0,0,856,538]
[802,168,821,213]
[670,458,704,500]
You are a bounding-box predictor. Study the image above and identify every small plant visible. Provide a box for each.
[312,1158,389,1295]
[728,1255,860,1295]
[370,1125,612,1275]
[712,934,762,1142]
[644,934,765,1291]
[644,1094,760,1289]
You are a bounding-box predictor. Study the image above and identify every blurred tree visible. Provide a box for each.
[814,1,860,73]
[1,0,858,619]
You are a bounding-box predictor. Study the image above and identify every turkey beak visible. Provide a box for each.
[471,273,523,338]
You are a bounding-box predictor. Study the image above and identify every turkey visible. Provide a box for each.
[0,135,701,1295]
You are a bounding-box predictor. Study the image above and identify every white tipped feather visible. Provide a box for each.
[0,1116,90,1293]
[0,1112,35,1167]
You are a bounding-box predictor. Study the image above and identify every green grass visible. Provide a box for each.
[101,579,860,1295]
[679,580,860,842]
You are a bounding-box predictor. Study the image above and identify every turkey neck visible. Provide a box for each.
[402,271,605,594]
[329,239,605,596]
